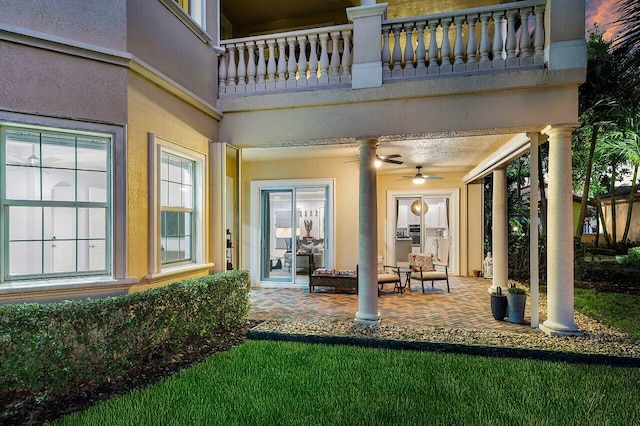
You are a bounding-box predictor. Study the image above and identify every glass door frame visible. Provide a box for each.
[385,188,460,275]
[250,178,335,287]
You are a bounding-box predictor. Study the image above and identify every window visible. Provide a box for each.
[174,0,204,28]
[148,134,205,277]
[1,126,111,281]
[160,152,194,265]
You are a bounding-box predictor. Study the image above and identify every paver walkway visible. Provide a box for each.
[249,276,543,334]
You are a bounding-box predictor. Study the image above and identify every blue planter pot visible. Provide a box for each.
[490,293,507,321]
[506,293,526,324]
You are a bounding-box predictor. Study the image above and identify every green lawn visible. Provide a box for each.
[574,288,640,339]
[53,340,640,426]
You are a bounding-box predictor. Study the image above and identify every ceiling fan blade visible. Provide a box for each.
[383,158,404,165]
[378,154,401,159]
[424,175,444,180]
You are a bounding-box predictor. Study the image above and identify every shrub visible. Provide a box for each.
[507,235,547,281]
[0,270,250,396]
[627,247,640,267]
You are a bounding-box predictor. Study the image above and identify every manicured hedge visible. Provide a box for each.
[0,270,250,395]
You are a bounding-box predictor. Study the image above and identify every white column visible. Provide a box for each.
[355,138,381,325]
[488,167,508,293]
[528,132,540,328]
[540,125,582,336]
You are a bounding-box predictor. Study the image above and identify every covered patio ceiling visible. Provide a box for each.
[241,132,527,178]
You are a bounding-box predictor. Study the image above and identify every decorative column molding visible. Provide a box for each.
[488,167,508,293]
[347,3,388,89]
[540,124,582,336]
[355,138,381,325]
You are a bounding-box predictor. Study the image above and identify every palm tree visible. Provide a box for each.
[574,30,622,238]
[605,114,640,243]
[614,0,640,103]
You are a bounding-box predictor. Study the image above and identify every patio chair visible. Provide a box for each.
[356,256,403,296]
[409,239,450,292]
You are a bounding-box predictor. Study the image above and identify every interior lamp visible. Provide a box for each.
[27,144,39,166]
[410,200,428,215]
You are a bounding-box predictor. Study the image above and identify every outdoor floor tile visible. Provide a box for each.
[249,277,544,334]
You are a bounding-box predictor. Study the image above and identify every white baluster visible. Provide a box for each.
[403,22,416,76]
[492,11,505,68]
[266,39,277,89]
[466,14,478,71]
[308,34,319,84]
[478,13,491,69]
[440,18,452,73]
[329,31,341,82]
[519,8,532,56]
[382,25,392,78]
[276,38,287,87]
[427,19,439,74]
[236,43,246,90]
[453,16,465,72]
[341,31,352,83]
[297,35,308,86]
[319,32,330,84]
[533,4,545,64]
[391,24,403,77]
[256,40,267,88]
[286,37,298,87]
[227,45,237,91]
[505,9,518,65]
[218,48,227,93]
[415,21,427,75]
[246,42,256,91]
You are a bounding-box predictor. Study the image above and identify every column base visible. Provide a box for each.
[539,320,582,337]
[354,311,381,326]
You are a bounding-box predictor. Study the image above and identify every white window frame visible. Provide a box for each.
[148,134,208,278]
[159,0,212,43]
[0,124,112,282]
[249,178,335,287]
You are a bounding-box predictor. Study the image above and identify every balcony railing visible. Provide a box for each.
[219,24,353,95]
[218,0,546,97]
[382,0,545,79]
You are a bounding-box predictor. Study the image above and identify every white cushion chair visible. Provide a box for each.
[376,256,402,295]
[409,239,450,293]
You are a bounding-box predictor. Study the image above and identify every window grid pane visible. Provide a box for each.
[160,150,195,265]
[2,128,110,279]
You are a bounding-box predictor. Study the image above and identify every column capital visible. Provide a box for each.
[347,3,388,21]
[541,123,580,137]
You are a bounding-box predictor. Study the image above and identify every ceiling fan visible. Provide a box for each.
[399,166,443,184]
[344,153,403,166]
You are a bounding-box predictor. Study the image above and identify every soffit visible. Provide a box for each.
[242,133,517,176]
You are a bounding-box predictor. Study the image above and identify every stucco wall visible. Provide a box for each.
[0,42,127,124]
[218,69,583,148]
[126,73,219,292]
[603,201,640,243]
[241,156,360,272]
[127,0,218,106]
[0,0,127,50]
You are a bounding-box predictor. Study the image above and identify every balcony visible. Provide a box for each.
[218,0,549,97]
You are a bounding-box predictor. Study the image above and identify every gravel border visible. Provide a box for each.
[248,291,640,367]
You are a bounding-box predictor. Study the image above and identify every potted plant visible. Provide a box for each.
[506,282,527,324]
[490,286,507,321]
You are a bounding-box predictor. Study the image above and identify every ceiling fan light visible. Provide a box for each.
[412,176,425,184]
[374,159,382,168]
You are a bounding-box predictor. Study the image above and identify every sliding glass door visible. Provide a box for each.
[259,184,330,284]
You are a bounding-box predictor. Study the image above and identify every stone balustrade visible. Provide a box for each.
[219,24,353,95]
[382,0,546,79]
[218,0,548,96]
